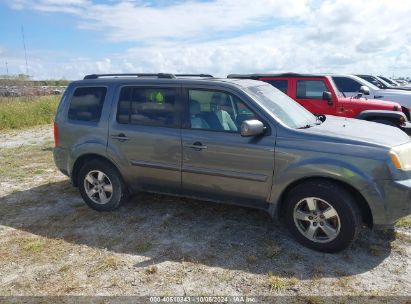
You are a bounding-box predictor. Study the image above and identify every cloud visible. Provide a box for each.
[9,0,310,42]
[4,0,411,79]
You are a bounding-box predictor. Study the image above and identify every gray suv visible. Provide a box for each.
[53,73,411,253]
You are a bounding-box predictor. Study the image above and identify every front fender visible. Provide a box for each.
[356,110,406,124]
[269,156,388,226]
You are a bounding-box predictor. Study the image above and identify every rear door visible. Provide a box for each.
[181,85,275,208]
[107,83,182,194]
[293,78,336,115]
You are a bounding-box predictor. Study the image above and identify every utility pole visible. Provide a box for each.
[21,26,29,78]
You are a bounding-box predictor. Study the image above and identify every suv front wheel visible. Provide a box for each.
[78,159,127,211]
[284,180,362,253]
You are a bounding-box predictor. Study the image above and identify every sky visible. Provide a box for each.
[1,0,411,80]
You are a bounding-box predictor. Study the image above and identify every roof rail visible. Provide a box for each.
[83,73,176,80]
[174,74,213,78]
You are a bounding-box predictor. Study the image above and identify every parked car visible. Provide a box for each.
[227,73,411,134]
[379,76,401,87]
[53,73,411,253]
[356,75,411,92]
[330,75,411,113]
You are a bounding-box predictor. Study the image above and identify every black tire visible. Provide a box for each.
[78,159,127,211]
[284,180,362,253]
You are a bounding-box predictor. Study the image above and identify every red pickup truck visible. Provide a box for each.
[228,73,411,134]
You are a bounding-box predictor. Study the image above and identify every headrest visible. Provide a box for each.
[190,100,201,115]
[211,92,226,105]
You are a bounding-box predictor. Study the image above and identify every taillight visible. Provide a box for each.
[54,121,58,147]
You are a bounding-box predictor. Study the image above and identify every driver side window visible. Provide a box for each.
[188,89,256,132]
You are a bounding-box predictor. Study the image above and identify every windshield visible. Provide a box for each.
[355,76,380,90]
[328,78,345,97]
[245,83,318,129]
[358,75,387,89]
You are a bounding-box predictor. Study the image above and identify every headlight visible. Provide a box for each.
[389,143,411,171]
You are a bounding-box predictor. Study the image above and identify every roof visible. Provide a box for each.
[227,73,329,79]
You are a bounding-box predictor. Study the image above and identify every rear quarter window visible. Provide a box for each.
[262,79,288,94]
[68,87,107,122]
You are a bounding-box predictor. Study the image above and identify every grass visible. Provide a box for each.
[264,240,282,258]
[0,141,55,182]
[58,265,71,273]
[23,240,45,254]
[91,256,122,273]
[267,272,298,293]
[134,241,153,253]
[396,215,411,228]
[0,95,59,130]
[145,265,158,275]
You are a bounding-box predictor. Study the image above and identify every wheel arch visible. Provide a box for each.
[71,153,125,187]
[275,177,373,228]
[356,110,406,126]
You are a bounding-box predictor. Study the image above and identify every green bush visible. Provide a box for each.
[0,96,60,130]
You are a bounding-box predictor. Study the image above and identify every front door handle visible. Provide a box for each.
[111,133,129,141]
[184,141,207,151]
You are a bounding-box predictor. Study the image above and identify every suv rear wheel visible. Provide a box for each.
[78,159,127,211]
[284,180,362,253]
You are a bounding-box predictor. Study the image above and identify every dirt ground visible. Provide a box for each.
[0,125,410,298]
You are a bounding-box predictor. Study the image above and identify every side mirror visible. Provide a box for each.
[241,120,265,137]
[322,91,333,106]
[359,85,370,95]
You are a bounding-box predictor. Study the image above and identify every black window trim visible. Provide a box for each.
[114,84,183,129]
[67,85,108,124]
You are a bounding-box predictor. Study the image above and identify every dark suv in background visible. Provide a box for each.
[54,73,411,253]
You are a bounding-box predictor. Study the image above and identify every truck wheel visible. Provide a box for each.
[78,159,127,211]
[284,180,362,253]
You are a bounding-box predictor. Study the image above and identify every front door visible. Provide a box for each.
[293,78,336,115]
[181,87,275,208]
[107,84,182,194]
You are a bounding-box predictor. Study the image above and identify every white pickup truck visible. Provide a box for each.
[331,75,411,118]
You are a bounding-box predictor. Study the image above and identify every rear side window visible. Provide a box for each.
[117,87,178,127]
[262,80,288,94]
[332,77,361,92]
[296,80,327,99]
[68,87,107,122]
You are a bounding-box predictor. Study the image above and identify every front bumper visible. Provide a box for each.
[400,121,411,135]
[370,179,411,229]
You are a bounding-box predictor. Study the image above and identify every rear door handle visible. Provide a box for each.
[184,141,207,151]
[111,133,129,141]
